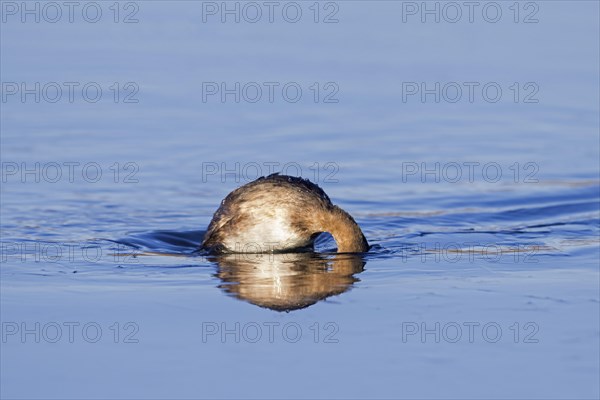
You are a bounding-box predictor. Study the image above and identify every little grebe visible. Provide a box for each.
[201,173,369,253]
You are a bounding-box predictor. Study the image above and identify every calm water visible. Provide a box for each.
[1,1,599,399]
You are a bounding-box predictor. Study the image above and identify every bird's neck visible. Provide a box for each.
[320,206,369,253]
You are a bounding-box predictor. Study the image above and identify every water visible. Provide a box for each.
[1,1,599,399]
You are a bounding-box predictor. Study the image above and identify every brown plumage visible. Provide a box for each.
[201,173,369,253]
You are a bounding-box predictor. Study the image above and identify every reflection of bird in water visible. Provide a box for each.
[201,174,369,254]
[213,253,366,312]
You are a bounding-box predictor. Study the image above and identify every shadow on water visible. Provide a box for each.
[111,230,204,253]
[113,231,367,311]
[210,252,365,312]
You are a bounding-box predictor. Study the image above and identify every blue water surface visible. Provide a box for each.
[1,1,599,399]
